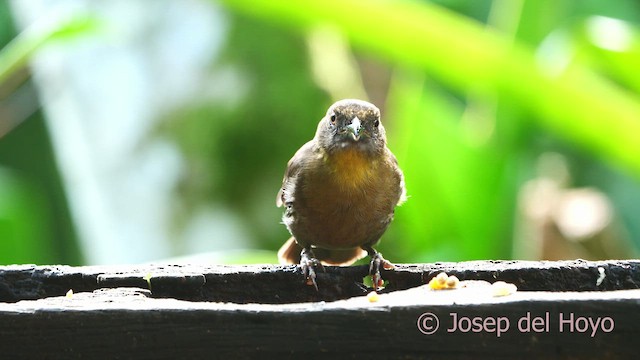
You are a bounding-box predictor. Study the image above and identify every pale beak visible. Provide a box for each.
[346,116,361,139]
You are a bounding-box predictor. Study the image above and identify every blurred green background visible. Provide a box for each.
[1,0,639,266]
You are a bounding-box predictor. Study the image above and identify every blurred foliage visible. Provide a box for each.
[0,115,80,264]
[0,13,99,85]
[157,13,330,251]
[0,4,96,265]
[2,0,640,265]
[212,0,640,262]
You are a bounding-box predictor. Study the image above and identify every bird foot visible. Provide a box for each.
[367,250,394,291]
[300,248,324,291]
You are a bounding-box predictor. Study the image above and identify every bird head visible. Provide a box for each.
[317,99,387,155]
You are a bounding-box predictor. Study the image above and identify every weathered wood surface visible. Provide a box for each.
[1,260,640,359]
[2,260,639,303]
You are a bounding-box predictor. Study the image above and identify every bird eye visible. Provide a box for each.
[330,113,337,124]
[374,119,380,127]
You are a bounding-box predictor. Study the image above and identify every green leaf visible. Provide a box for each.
[0,15,100,85]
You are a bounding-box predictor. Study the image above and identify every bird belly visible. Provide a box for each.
[286,173,395,250]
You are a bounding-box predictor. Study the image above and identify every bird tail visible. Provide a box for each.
[277,237,367,266]
[277,237,302,265]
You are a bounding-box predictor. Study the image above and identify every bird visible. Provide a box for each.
[276,99,406,290]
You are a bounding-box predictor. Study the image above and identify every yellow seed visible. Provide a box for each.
[492,281,518,297]
[367,291,379,302]
[66,289,74,299]
[428,278,441,289]
[429,272,450,290]
[446,275,459,289]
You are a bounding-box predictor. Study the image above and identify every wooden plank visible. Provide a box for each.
[1,285,639,358]
[0,260,639,358]
[1,260,639,303]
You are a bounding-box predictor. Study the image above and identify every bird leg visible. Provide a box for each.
[364,246,395,291]
[300,247,324,291]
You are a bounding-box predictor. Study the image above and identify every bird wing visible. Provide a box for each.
[386,148,408,206]
[276,140,317,207]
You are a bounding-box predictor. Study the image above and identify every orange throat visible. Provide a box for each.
[325,148,376,189]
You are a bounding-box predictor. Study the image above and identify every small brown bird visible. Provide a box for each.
[277,99,406,290]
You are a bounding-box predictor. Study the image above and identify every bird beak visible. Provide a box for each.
[346,117,361,140]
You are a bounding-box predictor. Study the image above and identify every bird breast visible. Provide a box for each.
[324,147,378,190]
[289,148,398,249]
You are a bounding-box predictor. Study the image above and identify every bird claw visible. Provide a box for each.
[300,248,324,291]
[368,250,394,291]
